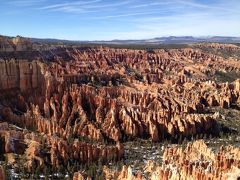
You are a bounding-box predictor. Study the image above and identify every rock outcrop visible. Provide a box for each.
[0,59,45,95]
[0,166,5,180]
[0,35,32,52]
[0,121,124,171]
[103,165,142,180]
[156,140,240,180]
[103,140,240,180]
[0,36,240,178]
[73,172,89,180]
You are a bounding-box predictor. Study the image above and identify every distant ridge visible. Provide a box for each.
[30,36,240,45]
[89,36,240,44]
[1,35,240,45]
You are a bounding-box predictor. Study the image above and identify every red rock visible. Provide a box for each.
[0,37,240,178]
[0,166,5,180]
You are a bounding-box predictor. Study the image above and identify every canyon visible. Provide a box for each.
[0,35,239,179]
[103,140,240,180]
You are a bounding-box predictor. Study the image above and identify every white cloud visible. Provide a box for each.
[37,0,135,13]
[38,0,102,10]
[2,0,239,40]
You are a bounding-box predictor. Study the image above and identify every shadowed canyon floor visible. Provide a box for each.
[0,36,240,179]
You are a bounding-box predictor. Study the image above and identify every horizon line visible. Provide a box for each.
[1,34,240,42]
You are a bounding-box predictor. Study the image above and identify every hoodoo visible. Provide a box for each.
[0,36,240,179]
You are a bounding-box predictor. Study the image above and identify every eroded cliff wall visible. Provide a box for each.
[0,36,240,178]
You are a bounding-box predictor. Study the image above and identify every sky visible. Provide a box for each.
[0,0,239,40]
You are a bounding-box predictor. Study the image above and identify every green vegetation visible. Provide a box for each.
[34,39,190,50]
[125,67,144,82]
[215,70,240,83]
[198,46,240,59]
[92,43,190,50]
[233,43,240,47]
[212,106,240,134]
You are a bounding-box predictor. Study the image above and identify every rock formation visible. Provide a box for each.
[154,140,240,180]
[103,140,240,180]
[0,36,240,178]
[73,172,87,180]
[0,165,5,180]
[0,35,33,52]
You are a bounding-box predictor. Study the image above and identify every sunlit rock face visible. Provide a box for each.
[160,140,240,180]
[1,44,239,142]
[0,165,5,180]
[103,140,240,180]
[0,36,32,52]
[0,36,240,178]
[0,60,44,93]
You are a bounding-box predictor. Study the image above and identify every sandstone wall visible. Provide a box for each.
[0,59,44,94]
[0,166,5,180]
[0,36,32,52]
[103,140,240,180]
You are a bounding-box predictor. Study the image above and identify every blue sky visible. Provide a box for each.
[0,0,239,40]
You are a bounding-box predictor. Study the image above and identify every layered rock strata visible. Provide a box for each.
[0,36,240,178]
[0,165,5,180]
[103,140,240,180]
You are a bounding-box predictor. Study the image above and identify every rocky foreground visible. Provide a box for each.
[102,140,240,180]
[0,36,240,179]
